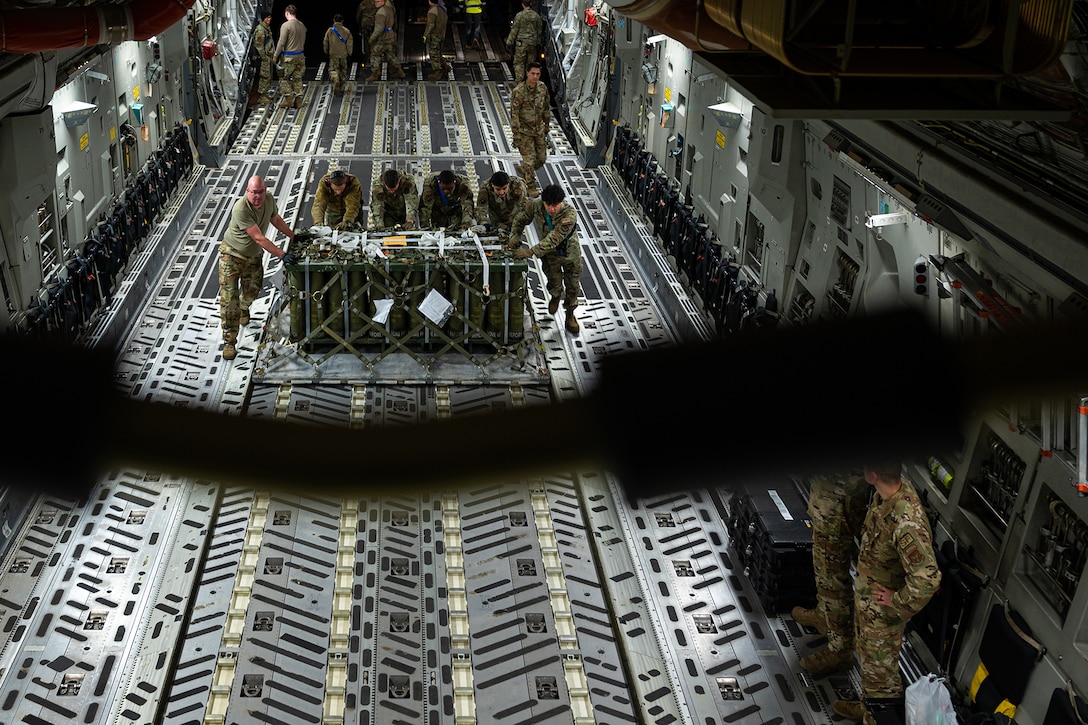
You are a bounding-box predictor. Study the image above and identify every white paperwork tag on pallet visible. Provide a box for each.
[419,289,454,326]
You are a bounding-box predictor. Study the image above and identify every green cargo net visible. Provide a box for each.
[261,228,536,377]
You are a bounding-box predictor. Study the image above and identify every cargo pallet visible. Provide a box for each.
[256,229,550,384]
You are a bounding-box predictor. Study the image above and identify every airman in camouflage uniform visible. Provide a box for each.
[419,170,475,231]
[509,61,550,197]
[253,11,275,103]
[424,0,451,80]
[323,14,354,94]
[218,175,297,361]
[274,4,307,108]
[476,170,532,235]
[794,471,869,677]
[505,0,542,83]
[834,463,941,724]
[509,183,582,334]
[356,0,377,66]
[310,169,363,230]
[369,168,420,231]
[367,0,405,80]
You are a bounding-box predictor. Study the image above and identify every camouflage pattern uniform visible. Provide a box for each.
[274,14,307,106]
[509,196,581,310]
[477,176,531,233]
[356,0,376,65]
[509,75,550,193]
[505,3,541,82]
[419,172,475,230]
[253,16,275,101]
[369,171,421,230]
[809,472,870,654]
[324,20,354,93]
[424,1,450,78]
[219,192,280,345]
[311,172,363,228]
[854,477,941,724]
[368,0,404,79]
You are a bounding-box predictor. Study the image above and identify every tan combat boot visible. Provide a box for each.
[392,65,406,79]
[547,296,560,315]
[800,647,854,678]
[832,700,866,721]
[791,606,828,635]
[518,163,540,197]
[222,342,237,360]
[564,309,580,335]
[293,95,303,108]
[278,95,294,108]
[427,69,445,80]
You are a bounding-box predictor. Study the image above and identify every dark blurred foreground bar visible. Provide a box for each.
[8,309,1088,501]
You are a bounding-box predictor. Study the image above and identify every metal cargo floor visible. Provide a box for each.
[0,68,858,725]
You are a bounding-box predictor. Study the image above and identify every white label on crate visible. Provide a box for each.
[768,490,793,521]
[372,298,393,325]
[419,288,454,326]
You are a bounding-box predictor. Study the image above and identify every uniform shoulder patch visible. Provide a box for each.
[899,531,923,566]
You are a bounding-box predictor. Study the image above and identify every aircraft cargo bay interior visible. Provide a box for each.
[1,1,1088,724]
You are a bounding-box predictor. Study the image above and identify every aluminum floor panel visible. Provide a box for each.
[0,475,216,724]
[459,480,575,724]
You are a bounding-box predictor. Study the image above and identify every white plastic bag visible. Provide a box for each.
[905,674,956,725]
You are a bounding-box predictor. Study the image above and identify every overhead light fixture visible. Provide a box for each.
[62,100,98,127]
[708,101,743,129]
[646,34,668,44]
[915,193,974,241]
[822,129,852,154]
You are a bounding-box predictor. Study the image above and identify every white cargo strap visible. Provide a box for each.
[466,229,490,293]
[1067,680,1088,725]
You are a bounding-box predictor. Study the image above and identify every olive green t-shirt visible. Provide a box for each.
[222,192,278,258]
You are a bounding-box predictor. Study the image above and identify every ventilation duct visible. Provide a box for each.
[0,0,197,53]
[605,0,1073,77]
[0,53,57,119]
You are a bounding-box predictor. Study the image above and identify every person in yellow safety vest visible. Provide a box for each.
[464,0,483,50]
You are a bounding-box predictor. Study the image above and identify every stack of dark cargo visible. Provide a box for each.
[725,483,816,614]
